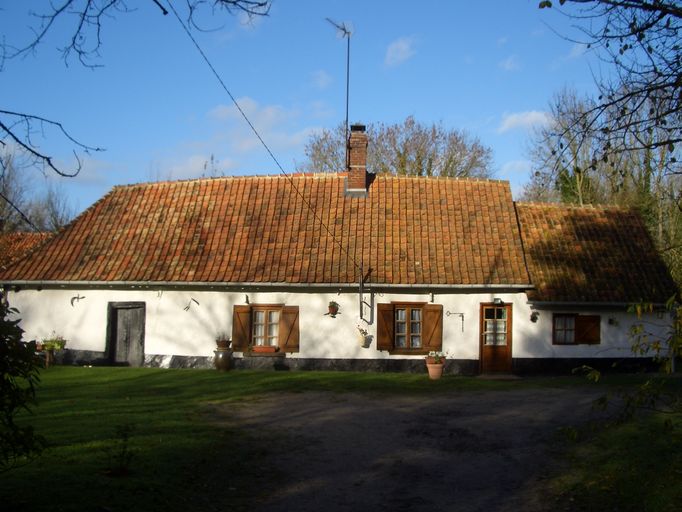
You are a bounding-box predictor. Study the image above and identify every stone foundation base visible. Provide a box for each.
[51,350,662,375]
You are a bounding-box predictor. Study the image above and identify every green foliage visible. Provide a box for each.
[0,302,45,472]
[39,332,67,351]
[550,413,682,512]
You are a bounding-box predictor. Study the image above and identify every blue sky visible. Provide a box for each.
[1,0,602,214]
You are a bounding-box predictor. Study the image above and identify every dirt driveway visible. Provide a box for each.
[211,387,604,512]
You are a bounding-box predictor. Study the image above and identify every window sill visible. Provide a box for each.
[242,351,287,358]
[386,348,430,356]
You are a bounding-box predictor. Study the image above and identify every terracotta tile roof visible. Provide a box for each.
[0,232,52,269]
[0,175,530,287]
[516,202,678,303]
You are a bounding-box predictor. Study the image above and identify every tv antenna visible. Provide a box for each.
[326,18,352,170]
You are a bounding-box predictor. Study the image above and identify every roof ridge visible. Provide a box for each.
[515,201,631,211]
[112,173,511,191]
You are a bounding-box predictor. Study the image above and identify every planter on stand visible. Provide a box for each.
[214,349,233,371]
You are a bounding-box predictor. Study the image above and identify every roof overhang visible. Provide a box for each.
[2,280,533,294]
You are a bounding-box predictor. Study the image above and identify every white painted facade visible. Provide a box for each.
[7,287,671,363]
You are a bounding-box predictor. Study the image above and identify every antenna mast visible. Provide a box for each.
[326,18,352,170]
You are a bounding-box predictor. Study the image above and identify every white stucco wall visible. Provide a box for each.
[6,288,672,362]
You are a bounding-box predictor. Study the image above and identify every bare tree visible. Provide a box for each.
[524,86,682,286]
[539,0,681,176]
[0,0,271,178]
[0,150,76,233]
[299,117,494,178]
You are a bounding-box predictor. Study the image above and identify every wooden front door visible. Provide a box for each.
[107,302,146,367]
[479,302,512,373]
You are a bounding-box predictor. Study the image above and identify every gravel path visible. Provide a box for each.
[210,388,604,512]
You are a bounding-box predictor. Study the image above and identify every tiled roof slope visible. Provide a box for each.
[0,232,52,269]
[0,175,530,286]
[516,202,678,303]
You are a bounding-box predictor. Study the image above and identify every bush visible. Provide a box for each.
[0,302,45,472]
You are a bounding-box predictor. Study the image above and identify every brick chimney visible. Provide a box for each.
[346,123,368,195]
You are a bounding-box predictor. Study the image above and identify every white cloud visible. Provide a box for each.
[501,160,531,176]
[498,55,520,71]
[208,97,323,156]
[385,37,416,67]
[568,42,588,59]
[497,111,551,133]
[311,70,332,90]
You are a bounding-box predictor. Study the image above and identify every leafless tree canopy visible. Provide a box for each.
[539,0,681,175]
[0,0,270,179]
[523,87,682,286]
[299,117,494,179]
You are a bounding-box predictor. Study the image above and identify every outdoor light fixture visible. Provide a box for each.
[530,311,539,323]
[493,298,503,305]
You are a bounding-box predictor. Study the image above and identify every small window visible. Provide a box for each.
[482,306,508,346]
[395,306,422,349]
[252,307,280,346]
[553,314,600,345]
[377,302,443,355]
[232,304,300,352]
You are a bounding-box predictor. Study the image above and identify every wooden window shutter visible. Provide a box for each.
[279,306,300,352]
[575,315,600,344]
[376,303,394,351]
[231,305,252,351]
[422,304,443,351]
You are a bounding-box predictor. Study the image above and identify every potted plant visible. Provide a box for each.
[214,332,232,371]
[357,325,371,348]
[425,350,445,380]
[215,332,231,350]
[41,332,67,369]
[328,300,340,317]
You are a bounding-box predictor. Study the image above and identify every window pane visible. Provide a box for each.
[396,335,406,347]
[555,316,565,330]
[396,322,406,334]
[565,330,574,344]
[253,324,264,337]
[496,320,507,334]
[411,309,421,321]
[565,316,575,329]
[411,321,421,334]
[484,308,495,319]
[496,308,506,319]
[396,309,406,321]
[254,310,265,323]
[268,310,279,324]
[411,335,421,348]
[267,322,278,337]
[266,336,277,346]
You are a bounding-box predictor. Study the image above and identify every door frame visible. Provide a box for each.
[479,302,513,373]
[106,302,146,366]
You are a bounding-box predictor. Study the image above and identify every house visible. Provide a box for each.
[0,125,677,373]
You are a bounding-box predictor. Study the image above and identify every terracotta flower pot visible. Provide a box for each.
[426,362,444,380]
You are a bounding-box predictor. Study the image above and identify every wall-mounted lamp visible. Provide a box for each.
[493,297,503,305]
[530,311,539,323]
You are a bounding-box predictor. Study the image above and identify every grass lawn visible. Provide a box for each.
[1,367,680,511]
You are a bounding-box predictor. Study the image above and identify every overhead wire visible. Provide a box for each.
[164,0,363,276]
